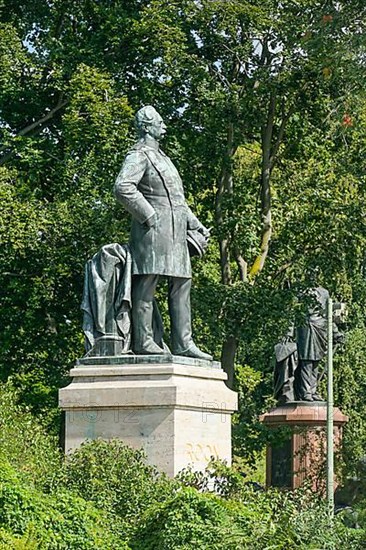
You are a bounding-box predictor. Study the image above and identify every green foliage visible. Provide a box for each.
[61,439,175,533]
[0,383,61,489]
[0,23,31,96]
[1,0,366,494]
[130,487,239,550]
[177,458,266,497]
[0,53,133,426]
[0,460,128,550]
[0,390,364,549]
[0,384,130,547]
[334,328,366,477]
[130,485,363,549]
[0,528,38,550]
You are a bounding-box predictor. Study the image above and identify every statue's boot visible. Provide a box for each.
[278,394,293,405]
[312,392,324,401]
[132,299,168,355]
[178,343,213,361]
[169,277,213,361]
[301,393,314,402]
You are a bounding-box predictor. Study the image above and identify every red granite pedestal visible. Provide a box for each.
[260,403,348,491]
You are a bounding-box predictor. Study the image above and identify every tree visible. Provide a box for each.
[130,0,366,384]
[0,14,134,420]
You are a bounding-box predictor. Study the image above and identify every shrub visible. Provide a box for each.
[130,487,239,550]
[0,383,61,490]
[0,383,364,548]
[0,527,38,550]
[61,439,175,533]
[130,484,365,550]
[0,460,129,549]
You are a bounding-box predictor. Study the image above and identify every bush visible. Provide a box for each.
[130,487,241,550]
[61,439,175,533]
[130,485,365,550]
[0,383,61,490]
[0,382,364,549]
[0,460,129,549]
[0,527,38,550]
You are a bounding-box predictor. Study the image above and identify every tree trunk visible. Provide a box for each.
[221,335,237,389]
[249,93,275,278]
[215,123,239,387]
[215,123,235,285]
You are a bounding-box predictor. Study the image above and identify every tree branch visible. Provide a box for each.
[270,101,295,170]
[234,246,248,282]
[0,95,67,164]
[208,63,231,91]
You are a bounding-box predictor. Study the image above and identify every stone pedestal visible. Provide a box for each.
[59,355,238,477]
[260,402,348,491]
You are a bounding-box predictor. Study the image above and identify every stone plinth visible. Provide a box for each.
[59,355,238,477]
[260,402,348,491]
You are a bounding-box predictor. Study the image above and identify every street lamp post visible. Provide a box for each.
[326,297,334,519]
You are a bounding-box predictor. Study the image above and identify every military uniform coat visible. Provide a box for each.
[115,141,201,278]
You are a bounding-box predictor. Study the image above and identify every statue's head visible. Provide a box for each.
[135,105,166,140]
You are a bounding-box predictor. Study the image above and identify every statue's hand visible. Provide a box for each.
[334,332,345,346]
[197,224,210,239]
[144,212,157,229]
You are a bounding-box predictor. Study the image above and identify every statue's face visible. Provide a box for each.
[147,112,167,140]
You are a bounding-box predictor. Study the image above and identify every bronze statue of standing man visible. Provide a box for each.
[115,106,212,360]
[274,286,344,403]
